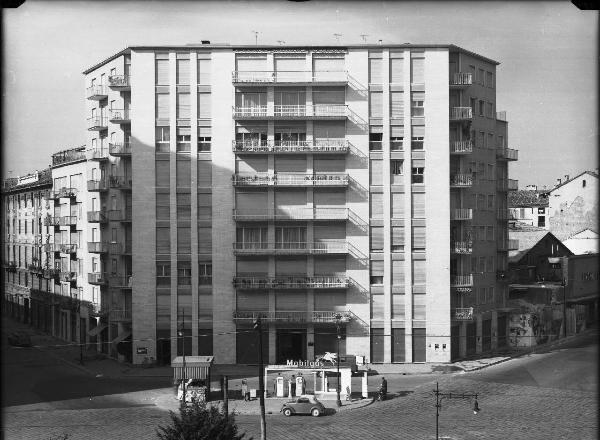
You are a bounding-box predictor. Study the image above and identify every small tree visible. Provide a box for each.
[156,400,250,440]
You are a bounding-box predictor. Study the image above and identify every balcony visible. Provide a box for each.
[496,111,507,122]
[450,140,473,154]
[232,173,348,187]
[87,242,108,254]
[232,70,348,85]
[6,262,17,273]
[43,268,60,279]
[52,147,86,167]
[232,139,349,154]
[59,271,78,283]
[233,241,348,256]
[59,243,77,254]
[42,243,56,253]
[450,274,473,288]
[449,72,473,87]
[86,85,107,100]
[43,216,60,226]
[109,142,132,157]
[233,275,349,290]
[87,211,107,223]
[449,107,472,121]
[452,307,474,321]
[87,179,108,192]
[108,109,131,124]
[59,216,78,226]
[110,242,132,255]
[88,272,108,285]
[87,148,109,161]
[232,310,357,325]
[27,264,44,274]
[110,309,132,322]
[110,274,132,289]
[233,207,349,222]
[508,179,518,191]
[108,75,130,90]
[109,176,132,190]
[451,241,473,254]
[108,209,132,222]
[233,104,348,120]
[450,209,473,221]
[450,174,473,188]
[87,116,108,131]
[496,147,518,161]
[50,187,78,199]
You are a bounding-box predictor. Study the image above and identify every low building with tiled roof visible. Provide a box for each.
[508,188,549,228]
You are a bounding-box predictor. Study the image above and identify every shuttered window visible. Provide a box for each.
[412,328,426,362]
[275,258,306,275]
[198,194,212,221]
[412,226,426,250]
[236,56,267,71]
[371,294,385,319]
[390,92,404,118]
[236,191,268,213]
[410,57,424,84]
[197,59,211,85]
[177,226,191,254]
[276,292,306,311]
[198,93,211,119]
[313,158,345,172]
[198,226,212,254]
[237,259,268,276]
[156,262,171,287]
[370,260,384,285]
[370,226,384,252]
[156,194,170,220]
[176,59,189,85]
[392,294,405,319]
[313,121,345,141]
[156,94,170,120]
[156,59,169,85]
[369,58,382,84]
[392,193,404,218]
[176,157,191,188]
[370,193,383,218]
[413,294,426,319]
[412,193,425,218]
[314,291,346,310]
[275,157,306,172]
[312,57,344,81]
[177,93,190,119]
[176,193,191,220]
[155,160,170,188]
[392,260,404,285]
[370,159,383,185]
[312,88,344,105]
[392,227,404,252]
[412,260,426,285]
[390,58,404,83]
[156,294,170,328]
[370,328,385,363]
[313,190,345,208]
[275,57,305,79]
[197,161,211,187]
[369,91,383,117]
[237,292,268,310]
[156,227,170,254]
[314,257,346,275]
[392,328,406,362]
[198,293,212,318]
[274,190,306,211]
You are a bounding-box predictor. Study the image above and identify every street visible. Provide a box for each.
[2,321,597,439]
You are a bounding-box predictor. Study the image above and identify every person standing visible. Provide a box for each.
[241,379,249,401]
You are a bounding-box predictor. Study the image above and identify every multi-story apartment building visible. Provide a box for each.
[3,42,518,366]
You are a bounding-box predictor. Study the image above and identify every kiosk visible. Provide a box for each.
[171,356,214,402]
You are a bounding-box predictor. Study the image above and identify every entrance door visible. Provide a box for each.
[276,329,306,364]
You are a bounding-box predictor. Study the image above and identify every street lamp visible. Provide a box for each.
[335,312,342,407]
[433,382,480,440]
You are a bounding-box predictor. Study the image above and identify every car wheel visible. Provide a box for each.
[311,408,321,417]
[283,408,292,417]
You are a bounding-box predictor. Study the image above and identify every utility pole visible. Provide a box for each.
[335,313,342,407]
[223,375,229,418]
[254,317,266,440]
[179,309,186,404]
[433,382,480,440]
[252,31,259,46]
[360,34,369,43]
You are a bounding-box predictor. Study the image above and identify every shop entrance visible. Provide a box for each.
[276,329,306,364]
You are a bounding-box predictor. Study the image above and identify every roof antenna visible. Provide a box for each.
[277,40,285,46]
[360,34,369,43]
[333,33,342,44]
[251,30,260,46]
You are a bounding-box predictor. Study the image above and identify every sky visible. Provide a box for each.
[2,0,598,188]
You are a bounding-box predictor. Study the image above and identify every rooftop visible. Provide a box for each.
[51,146,87,168]
[509,190,549,208]
[2,168,52,193]
[547,170,599,193]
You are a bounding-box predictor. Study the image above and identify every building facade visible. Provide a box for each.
[508,188,549,228]
[3,42,519,366]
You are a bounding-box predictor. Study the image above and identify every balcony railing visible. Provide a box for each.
[59,216,78,226]
[108,75,130,89]
[233,241,348,256]
[88,242,107,253]
[233,104,348,119]
[453,307,474,321]
[110,242,132,255]
[50,187,78,199]
[108,109,131,123]
[110,309,132,322]
[109,176,132,190]
[496,147,518,161]
[86,85,107,100]
[87,147,109,161]
[232,139,349,154]
[43,268,60,279]
[508,179,518,191]
[232,173,348,187]
[451,241,473,254]
[450,72,473,86]
[110,274,133,288]
[108,210,132,222]
[450,274,473,287]
[450,140,473,154]
[87,179,108,192]
[59,243,77,254]
[87,211,107,223]
[233,275,349,290]
[496,111,507,121]
[59,271,78,283]
[233,310,356,324]
[42,243,56,253]
[232,70,348,84]
[233,207,349,222]
[449,107,472,121]
[27,264,44,274]
[109,142,132,157]
[87,116,108,131]
[88,272,108,285]
[44,216,60,226]
[450,209,473,221]
[450,174,473,187]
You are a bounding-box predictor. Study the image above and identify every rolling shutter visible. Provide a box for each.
[410,58,424,84]
[392,294,405,319]
[412,294,426,320]
[369,58,382,84]
[313,121,345,141]
[390,92,404,118]
[412,260,426,285]
[392,193,404,218]
[237,292,268,311]
[369,91,383,117]
[274,157,306,172]
[236,191,268,213]
[156,60,169,85]
[370,193,383,218]
[313,158,345,172]
[312,88,345,104]
[313,190,345,208]
[314,257,346,275]
[314,224,345,240]
[275,292,306,311]
[237,259,268,275]
[370,159,383,185]
[390,58,404,83]
[275,258,306,274]
[411,193,425,218]
[411,226,426,248]
[156,94,170,120]
[370,226,384,251]
[392,260,405,285]
[274,190,306,211]
[236,56,267,71]
[314,291,346,310]
[176,59,189,85]
[197,161,212,187]
[392,227,405,246]
[371,294,385,319]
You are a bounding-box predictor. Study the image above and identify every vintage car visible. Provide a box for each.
[280,395,326,417]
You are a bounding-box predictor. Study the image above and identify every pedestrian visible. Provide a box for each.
[241,379,249,401]
[290,375,296,396]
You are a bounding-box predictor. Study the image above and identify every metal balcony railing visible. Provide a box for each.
[233,241,348,255]
[232,310,356,324]
[109,176,132,190]
[59,216,78,226]
[88,148,109,161]
[232,70,348,84]
[87,211,107,223]
[496,147,518,161]
[451,241,473,254]
[232,139,349,154]
[233,275,349,290]
[87,179,108,192]
[43,268,60,279]
[449,107,472,121]
[42,243,56,253]
[110,242,132,255]
[59,271,78,282]
[108,75,130,88]
[108,210,132,222]
[233,104,348,119]
[450,140,473,154]
[88,272,108,285]
[233,207,349,222]
[450,274,473,287]
[450,174,473,187]
[108,109,131,123]
[87,116,108,130]
[232,173,348,187]
[49,187,78,199]
[86,85,107,100]
[110,309,132,322]
[110,274,133,288]
[44,216,60,226]
[450,72,473,86]
[453,307,474,321]
[450,209,473,221]
[87,242,107,253]
[109,142,132,156]
[59,243,77,254]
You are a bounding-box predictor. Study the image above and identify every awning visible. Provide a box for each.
[87,324,108,337]
[172,356,214,380]
[111,330,132,345]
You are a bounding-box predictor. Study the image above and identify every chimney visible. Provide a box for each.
[377,39,383,45]
[525,184,537,191]
[564,174,569,182]
[556,178,561,186]
[201,40,210,44]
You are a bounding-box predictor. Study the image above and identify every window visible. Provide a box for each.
[486,71,493,88]
[390,136,403,151]
[487,194,494,209]
[176,58,189,85]
[156,262,171,286]
[370,226,383,252]
[411,193,425,217]
[275,226,306,248]
[410,57,424,84]
[156,194,170,220]
[177,227,191,254]
[197,59,211,85]
[370,159,383,185]
[583,179,586,188]
[177,93,190,120]
[177,261,192,285]
[413,294,426,320]
[368,58,382,84]
[411,136,424,150]
[392,193,404,218]
[369,132,383,151]
[391,160,404,175]
[371,294,385,319]
[156,58,169,85]
[176,128,191,153]
[411,94,424,117]
[198,93,211,119]
[176,158,191,188]
[487,102,494,118]
[477,68,484,85]
[198,194,212,220]
[412,226,426,250]
[156,127,170,152]
[176,194,191,220]
[236,227,267,249]
[198,127,211,152]
[156,93,170,120]
[199,263,212,285]
[198,226,212,254]
[470,97,477,115]
[412,167,424,184]
[412,260,426,285]
[390,57,404,83]
[369,91,383,118]
[370,260,384,285]
[392,227,404,252]
[156,227,170,254]
[197,161,212,187]
[390,92,404,118]
[478,100,485,116]
[370,193,383,219]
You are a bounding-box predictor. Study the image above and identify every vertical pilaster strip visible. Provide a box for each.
[190,51,199,356]
[403,51,413,362]
[169,52,178,358]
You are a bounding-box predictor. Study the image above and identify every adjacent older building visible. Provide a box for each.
[508,187,549,228]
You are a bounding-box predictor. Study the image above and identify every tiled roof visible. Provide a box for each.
[548,170,599,193]
[508,229,554,263]
[508,190,549,208]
